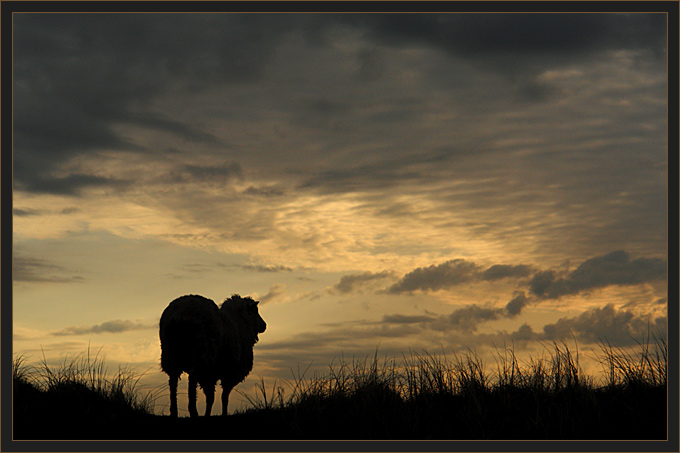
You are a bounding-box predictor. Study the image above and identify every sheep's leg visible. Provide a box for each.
[188,374,199,418]
[221,382,235,416]
[201,380,216,417]
[169,374,179,418]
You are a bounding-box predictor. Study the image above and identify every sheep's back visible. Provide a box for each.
[159,295,222,377]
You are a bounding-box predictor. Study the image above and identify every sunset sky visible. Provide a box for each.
[12,11,668,416]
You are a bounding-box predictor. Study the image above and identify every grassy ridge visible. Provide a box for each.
[12,336,667,440]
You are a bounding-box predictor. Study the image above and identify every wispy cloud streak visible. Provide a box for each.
[51,320,153,336]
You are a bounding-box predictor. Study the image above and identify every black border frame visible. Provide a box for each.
[1,1,677,452]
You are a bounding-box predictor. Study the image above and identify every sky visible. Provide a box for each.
[12,12,669,416]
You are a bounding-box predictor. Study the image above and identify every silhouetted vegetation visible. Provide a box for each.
[12,347,159,439]
[13,336,667,440]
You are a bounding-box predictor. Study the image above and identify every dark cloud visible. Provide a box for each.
[387,259,480,294]
[14,173,131,196]
[299,162,427,194]
[388,251,665,299]
[13,208,41,217]
[482,304,668,348]
[505,291,530,317]
[441,305,504,333]
[381,291,533,334]
[11,13,666,280]
[242,185,286,198]
[332,271,396,294]
[384,304,505,334]
[388,260,532,294]
[529,251,666,299]
[348,13,666,70]
[166,260,298,280]
[164,163,243,186]
[541,304,667,346]
[382,314,437,324]
[481,264,532,281]
[653,297,668,306]
[52,319,152,336]
[12,13,300,195]
[13,12,666,203]
[507,324,539,344]
[183,163,243,181]
[128,113,222,144]
[13,257,84,284]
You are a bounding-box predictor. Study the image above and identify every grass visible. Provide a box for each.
[12,335,668,440]
[12,346,161,439]
[234,336,668,440]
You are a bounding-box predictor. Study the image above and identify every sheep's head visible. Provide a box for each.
[222,294,267,342]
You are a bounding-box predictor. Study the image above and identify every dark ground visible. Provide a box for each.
[12,379,668,440]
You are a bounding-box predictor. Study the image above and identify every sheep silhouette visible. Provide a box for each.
[159,294,267,417]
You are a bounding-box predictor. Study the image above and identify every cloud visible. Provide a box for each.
[14,173,131,197]
[540,304,667,346]
[653,297,668,306]
[383,304,506,334]
[128,112,222,144]
[387,259,481,294]
[257,302,667,382]
[439,305,504,333]
[52,319,153,336]
[382,314,436,324]
[505,291,530,317]
[491,304,668,347]
[332,271,396,294]
[528,251,666,299]
[15,13,665,198]
[481,264,532,281]
[237,264,295,273]
[388,260,533,294]
[13,257,84,284]
[259,284,287,305]
[423,294,532,332]
[12,13,297,195]
[169,163,243,185]
[242,185,286,198]
[13,208,41,217]
[349,13,666,72]
[11,13,667,276]
[388,251,665,300]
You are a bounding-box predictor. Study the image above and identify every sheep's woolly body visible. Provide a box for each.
[160,295,222,381]
[219,298,257,387]
[159,294,266,417]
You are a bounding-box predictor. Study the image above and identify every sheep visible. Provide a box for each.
[216,294,268,414]
[159,294,267,418]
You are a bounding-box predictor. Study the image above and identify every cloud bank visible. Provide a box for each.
[386,251,665,299]
[528,251,667,299]
[52,320,153,336]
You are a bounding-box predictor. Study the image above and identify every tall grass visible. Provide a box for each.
[235,334,667,439]
[13,334,667,440]
[242,336,667,412]
[12,355,35,386]
[13,346,161,420]
[597,331,667,388]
